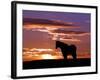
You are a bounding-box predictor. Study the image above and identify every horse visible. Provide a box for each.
[56,41,77,60]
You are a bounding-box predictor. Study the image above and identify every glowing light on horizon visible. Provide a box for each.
[23,48,91,61]
[41,54,54,59]
[30,48,53,52]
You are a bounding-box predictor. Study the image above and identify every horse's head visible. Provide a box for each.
[56,40,69,49]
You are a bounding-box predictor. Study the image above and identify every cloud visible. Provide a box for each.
[49,29,90,36]
[59,38,81,42]
[48,29,90,42]
[23,27,86,42]
[23,18,89,42]
[23,18,80,30]
[23,48,63,61]
[31,28,49,33]
[52,35,80,42]
[23,18,77,26]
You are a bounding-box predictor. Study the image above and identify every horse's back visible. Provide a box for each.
[69,45,76,51]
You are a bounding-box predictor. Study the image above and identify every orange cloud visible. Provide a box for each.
[59,38,80,42]
[52,35,80,42]
[24,28,82,42]
[23,18,80,30]
[23,18,89,43]
[23,24,79,30]
[50,29,90,36]
[23,48,63,61]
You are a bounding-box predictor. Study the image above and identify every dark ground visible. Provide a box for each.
[23,58,91,69]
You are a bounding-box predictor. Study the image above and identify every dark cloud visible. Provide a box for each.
[23,18,78,27]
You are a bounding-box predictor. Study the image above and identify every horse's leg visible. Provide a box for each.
[72,51,77,60]
[63,53,67,60]
[62,50,67,60]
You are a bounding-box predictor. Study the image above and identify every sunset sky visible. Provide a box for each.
[23,10,91,61]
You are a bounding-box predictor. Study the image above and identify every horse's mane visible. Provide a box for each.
[56,41,68,46]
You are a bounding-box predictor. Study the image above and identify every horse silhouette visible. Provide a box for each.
[56,41,77,60]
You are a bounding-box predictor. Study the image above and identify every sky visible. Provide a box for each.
[23,10,91,61]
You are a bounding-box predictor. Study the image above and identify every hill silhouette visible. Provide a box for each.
[23,58,90,69]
